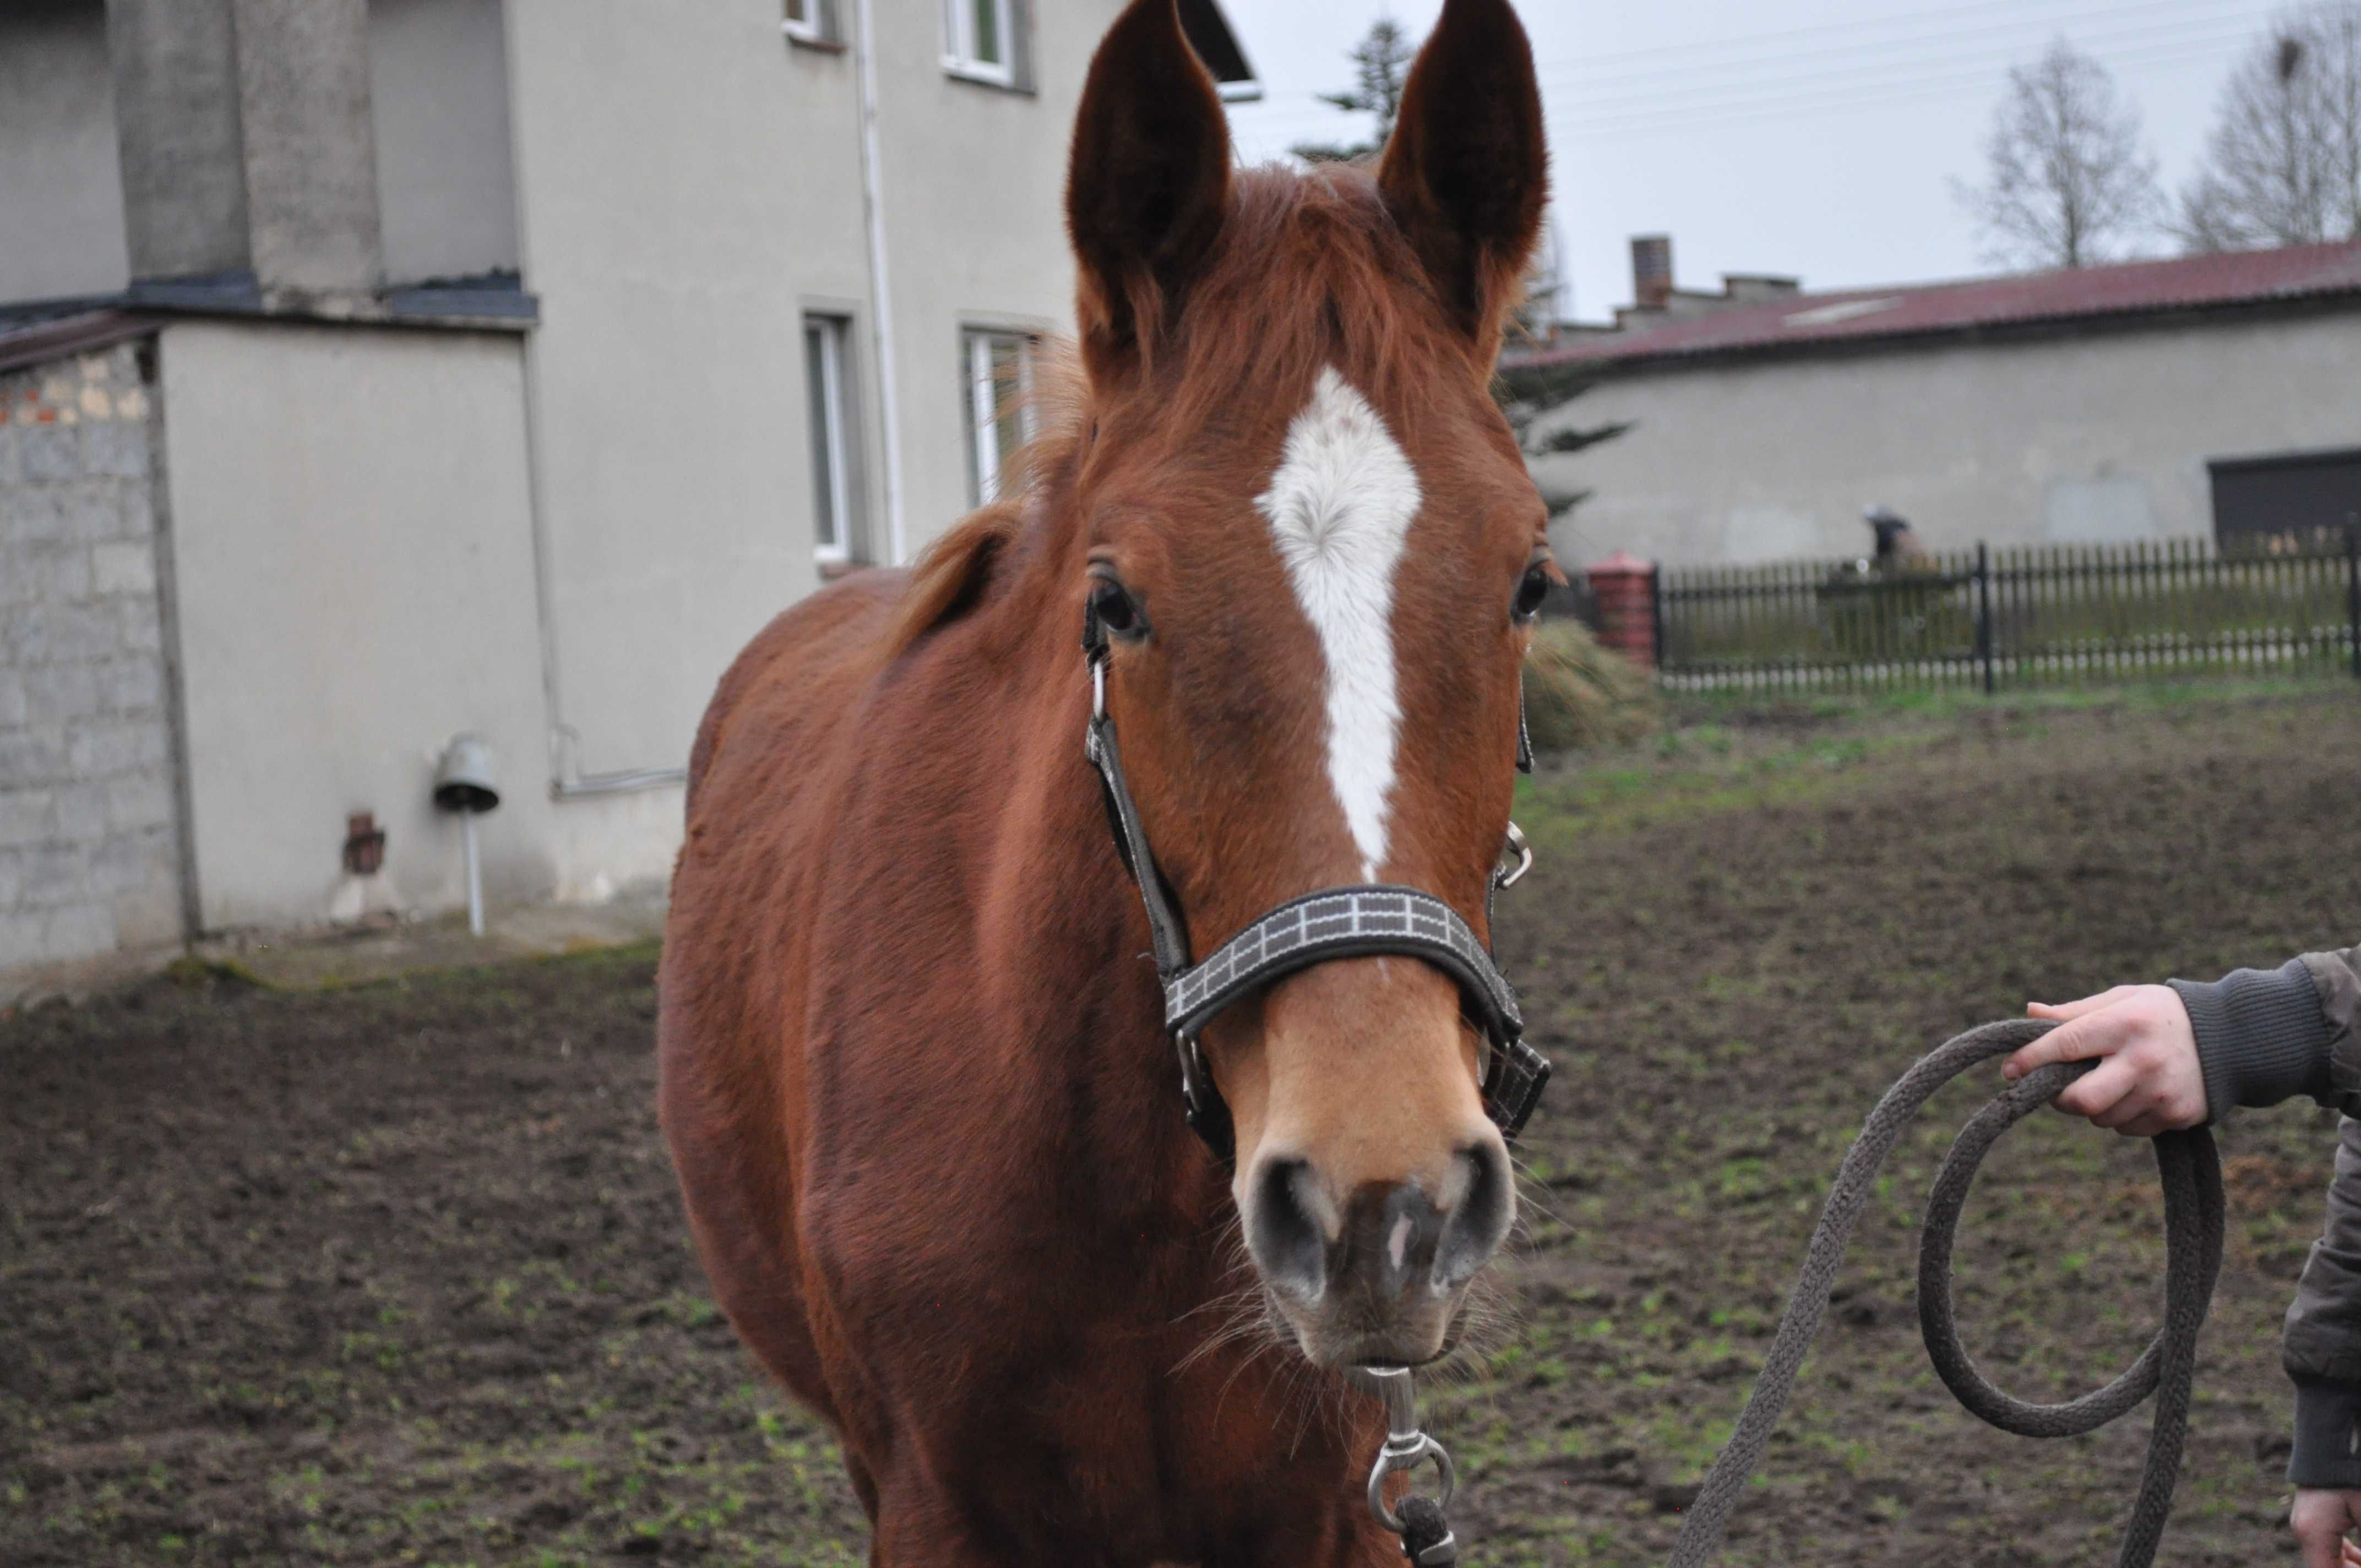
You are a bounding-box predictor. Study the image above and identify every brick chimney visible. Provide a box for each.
[1630,235,1673,309]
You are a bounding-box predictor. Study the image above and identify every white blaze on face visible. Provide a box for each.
[1255,367,1421,883]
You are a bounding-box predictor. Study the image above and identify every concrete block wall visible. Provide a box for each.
[0,342,187,976]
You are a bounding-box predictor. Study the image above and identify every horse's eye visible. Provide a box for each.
[1091,578,1147,641]
[1512,564,1551,623]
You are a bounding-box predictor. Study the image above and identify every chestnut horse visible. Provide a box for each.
[659,0,1554,1559]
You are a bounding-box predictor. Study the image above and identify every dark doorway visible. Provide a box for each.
[2209,447,2361,553]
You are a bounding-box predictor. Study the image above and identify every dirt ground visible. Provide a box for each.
[6,682,2360,1566]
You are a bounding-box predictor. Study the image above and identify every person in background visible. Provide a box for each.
[2003,945,2361,1567]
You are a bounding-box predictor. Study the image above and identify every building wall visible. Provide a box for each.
[154,319,572,930]
[0,0,1126,957]
[0,0,131,302]
[0,342,186,977]
[1536,311,2361,567]
[503,0,834,781]
[872,0,1116,547]
[367,0,521,285]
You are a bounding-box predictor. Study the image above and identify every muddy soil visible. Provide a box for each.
[5,688,2359,1565]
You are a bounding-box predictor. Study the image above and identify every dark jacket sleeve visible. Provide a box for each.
[2284,1117,2361,1488]
[2170,946,2361,1488]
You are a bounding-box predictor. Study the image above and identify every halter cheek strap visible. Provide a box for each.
[1082,602,1554,1167]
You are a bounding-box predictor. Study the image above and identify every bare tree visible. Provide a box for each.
[1952,38,2164,269]
[1291,20,1416,164]
[2177,5,2361,251]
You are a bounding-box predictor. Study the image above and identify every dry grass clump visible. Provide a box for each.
[1522,619,1660,752]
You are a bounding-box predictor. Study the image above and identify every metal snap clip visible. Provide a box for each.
[1363,1366,1457,1533]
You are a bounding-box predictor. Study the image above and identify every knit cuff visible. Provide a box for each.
[2169,959,2333,1123]
[2292,1378,2361,1489]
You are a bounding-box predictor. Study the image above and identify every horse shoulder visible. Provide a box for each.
[659,569,911,1411]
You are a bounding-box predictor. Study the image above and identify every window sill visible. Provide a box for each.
[784,24,843,52]
[942,59,1032,95]
[817,557,868,581]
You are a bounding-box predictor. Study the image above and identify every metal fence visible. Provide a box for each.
[1654,533,2361,692]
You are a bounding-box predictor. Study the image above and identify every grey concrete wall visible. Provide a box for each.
[367,0,520,284]
[0,344,187,977]
[503,0,846,780]
[0,1,132,301]
[1535,311,2361,568]
[106,0,251,282]
[154,320,572,929]
[231,0,385,294]
[872,0,1117,551]
[499,0,1111,783]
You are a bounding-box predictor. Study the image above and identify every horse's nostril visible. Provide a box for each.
[1435,1141,1513,1288]
[1246,1157,1330,1300]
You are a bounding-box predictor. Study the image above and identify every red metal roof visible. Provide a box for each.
[1520,239,2361,371]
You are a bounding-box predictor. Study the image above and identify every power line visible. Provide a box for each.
[1548,28,2254,139]
[1232,0,2272,133]
[1531,0,2260,80]
[1531,0,2267,91]
[1547,19,2258,124]
[1230,8,2263,137]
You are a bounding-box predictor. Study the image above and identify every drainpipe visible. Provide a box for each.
[507,3,689,801]
[852,0,907,565]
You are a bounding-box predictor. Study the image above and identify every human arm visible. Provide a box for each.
[1999,944,2360,1133]
[2001,947,2361,1548]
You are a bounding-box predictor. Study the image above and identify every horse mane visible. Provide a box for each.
[880,163,1493,661]
[880,340,1090,658]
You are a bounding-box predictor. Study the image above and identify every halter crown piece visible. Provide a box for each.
[1081,597,1554,1166]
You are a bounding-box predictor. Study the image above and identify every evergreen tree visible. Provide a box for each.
[1291,21,1416,164]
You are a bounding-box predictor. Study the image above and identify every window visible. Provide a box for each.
[964,329,1038,507]
[804,316,853,563]
[942,0,1014,84]
[783,0,834,46]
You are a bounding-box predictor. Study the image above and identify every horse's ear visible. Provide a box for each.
[1377,0,1548,357]
[1065,0,1232,380]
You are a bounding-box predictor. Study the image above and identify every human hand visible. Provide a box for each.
[1999,985,2207,1137]
[2290,1487,2361,1566]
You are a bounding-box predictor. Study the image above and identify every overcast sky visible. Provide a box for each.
[1218,0,2290,322]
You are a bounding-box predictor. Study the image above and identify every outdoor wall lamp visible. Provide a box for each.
[432,734,501,937]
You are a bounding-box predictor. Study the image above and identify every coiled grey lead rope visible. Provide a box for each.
[1666,1017,2225,1568]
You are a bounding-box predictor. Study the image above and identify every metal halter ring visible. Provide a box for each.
[1495,821,1533,889]
[1091,656,1107,721]
[1363,1366,1457,1533]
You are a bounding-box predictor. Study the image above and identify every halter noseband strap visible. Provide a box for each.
[1082,602,1553,1167]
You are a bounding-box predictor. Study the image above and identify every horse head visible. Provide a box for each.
[1064,0,1553,1370]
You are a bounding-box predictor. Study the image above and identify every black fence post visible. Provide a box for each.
[2347,522,2359,680]
[1975,541,1995,695]
[1649,561,1666,670]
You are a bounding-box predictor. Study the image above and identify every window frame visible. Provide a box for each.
[964,327,1040,508]
[940,0,1018,86]
[804,315,855,566]
[783,0,836,48]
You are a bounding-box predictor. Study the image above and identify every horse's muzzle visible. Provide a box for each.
[1244,1140,1514,1365]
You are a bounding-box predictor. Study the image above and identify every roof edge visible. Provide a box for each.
[1506,286,2361,380]
[0,311,165,377]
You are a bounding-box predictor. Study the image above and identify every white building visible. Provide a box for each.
[1524,237,2361,569]
[0,0,1255,987]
